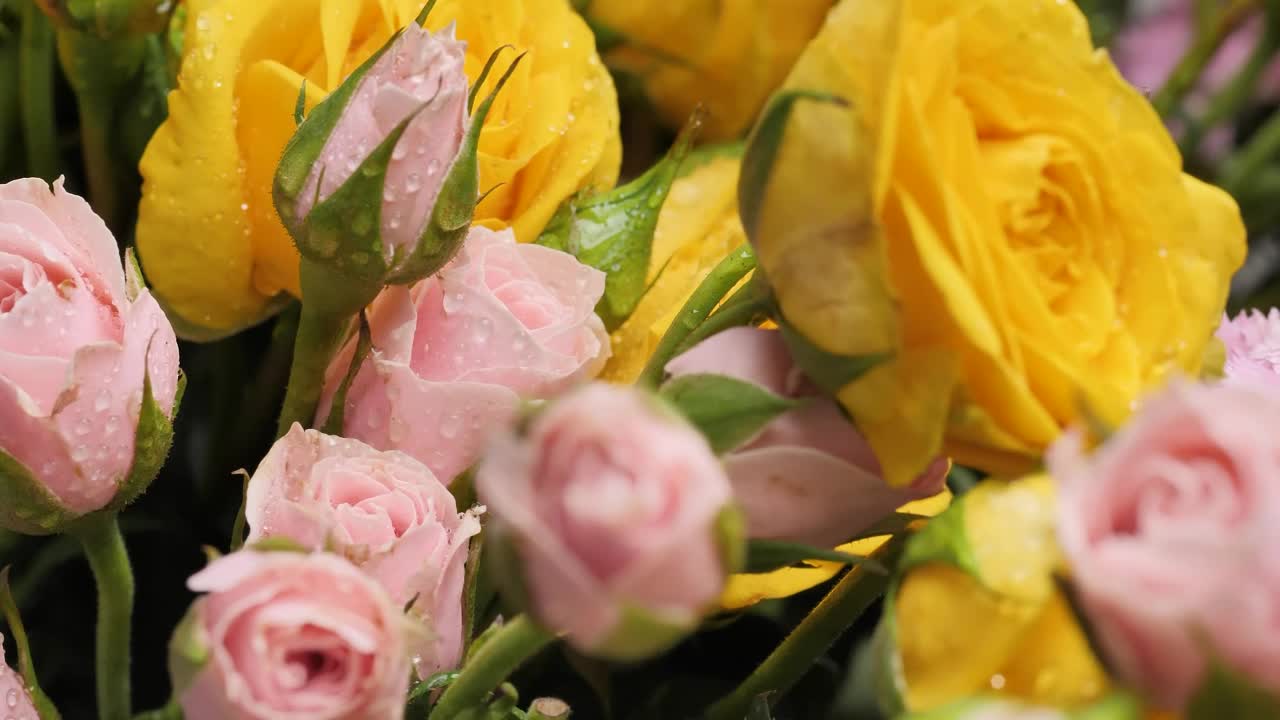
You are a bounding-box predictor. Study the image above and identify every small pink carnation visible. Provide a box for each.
[1215,308,1280,385]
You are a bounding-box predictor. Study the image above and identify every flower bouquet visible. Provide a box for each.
[1,0,1278,718]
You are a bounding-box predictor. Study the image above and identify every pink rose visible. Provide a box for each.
[1215,308,1280,386]
[318,226,609,483]
[176,551,410,720]
[1052,381,1280,709]
[0,177,179,529]
[475,383,740,660]
[0,634,38,720]
[245,424,479,678]
[666,327,948,548]
[290,23,468,262]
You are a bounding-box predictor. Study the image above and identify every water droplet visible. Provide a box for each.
[7,689,19,707]
[474,317,492,343]
[440,413,462,439]
[75,418,92,436]
[71,445,89,462]
[94,389,111,412]
[989,673,1006,690]
[392,145,407,161]
[406,173,422,193]
[426,159,441,176]
[195,14,210,32]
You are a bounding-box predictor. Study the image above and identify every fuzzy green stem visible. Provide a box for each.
[1181,0,1280,160]
[430,616,555,720]
[1152,0,1257,119]
[19,1,58,180]
[55,31,146,230]
[276,304,352,438]
[669,281,768,359]
[636,245,756,389]
[1223,107,1280,196]
[703,534,909,720]
[75,513,134,720]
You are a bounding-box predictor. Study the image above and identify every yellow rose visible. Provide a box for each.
[600,150,952,607]
[137,0,621,337]
[585,0,834,140]
[743,0,1245,486]
[879,476,1109,714]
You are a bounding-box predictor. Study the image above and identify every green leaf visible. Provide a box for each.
[535,111,704,330]
[321,312,372,435]
[739,89,848,241]
[777,317,890,396]
[0,567,61,720]
[1187,661,1280,720]
[658,373,800,454]
[107,366,182,513]
[742,540,885,575]
[405,669,461,717]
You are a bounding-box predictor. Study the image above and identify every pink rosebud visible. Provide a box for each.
[475,383,741,660]
[244,424,480,678]
[0,178,179,532]
[0,634,38,719]
[1215,308,1280,386]
[175,551,410,720]
[1052,381,1280,709]
[666,327,948,548]
[291,24,467,262]
[318,226,610,483]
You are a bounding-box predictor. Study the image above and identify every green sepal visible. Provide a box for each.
[245,536,310,554]
[739,89,848,242]
[658,372,801,454]
[777,315,891,396]
[461,521,485,651]
[321,311,372,435]
[896,490,977,577]
[714,505,746,576]
[33,0,173,37]
[0,449,78,536]
[294,105,424,284]
[385,51,527,286]
[535,111,702,330]
[485,521,533,618]
[166,603,208,699]
[273,30,396,236]
[104,366,183,513]
[1187,661,1280,720]
[741,539,884,576]
[590,602,698,662]
[0,567,62,719]
[413,0,439,27]
[405,669,460,717]
[467,44,514,115]
[293,78,307,126]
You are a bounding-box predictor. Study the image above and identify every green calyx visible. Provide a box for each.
[658,372,800,454]
[0,363,181,536]
[274,35,524,310]
[537,111,704,330]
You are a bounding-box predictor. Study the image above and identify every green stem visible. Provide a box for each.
[276,303,352,438]
[1222,108,1280,196]
[75,513,134,720]
[1152,0,1257,119]
[19,1,58,180]
[669,282,769,359]
[636,244,756,389]
[55,30,146,230]
[703,534,909,720]
[430,616,555,720]
[1181,0,1280,161]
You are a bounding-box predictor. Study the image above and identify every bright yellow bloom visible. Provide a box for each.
[881,476,1108,713]
[746,0,1245,486]
[137,0,621,337]
[586,0,834,140]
